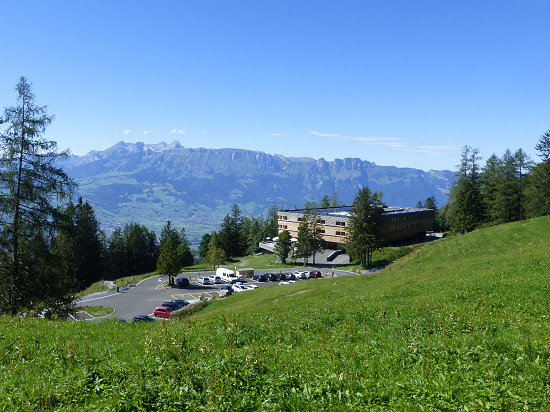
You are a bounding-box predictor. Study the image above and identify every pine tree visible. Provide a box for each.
[308,209,324,265]
[274,230,292,264]
[219,204,245,258]
[295,214,312,265]
[346,186,384,269]
[319,195,331,208]
[525,130,550,217]
[106,228,127,278]
[157,237,179,283]
[177,227,194,268]
[207,232,226,268]
[123,223,156,276]
[294,208,324,265]
[198,233,212,260]
[265,204,279,238]
[446,146,484,233]
[73,198,104,287]
[480,154,501,222]
[0,77,75,314]
[514,149,532,221]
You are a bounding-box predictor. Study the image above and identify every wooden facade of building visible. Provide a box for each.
[277,206,434,249]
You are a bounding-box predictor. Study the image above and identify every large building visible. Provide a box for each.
[277,206,434,249]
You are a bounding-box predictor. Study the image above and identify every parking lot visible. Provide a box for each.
[77,268,353,321]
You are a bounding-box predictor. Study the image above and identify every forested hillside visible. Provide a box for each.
[61,141,453,243]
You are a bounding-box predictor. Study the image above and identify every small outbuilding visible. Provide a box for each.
[236,268,255,278]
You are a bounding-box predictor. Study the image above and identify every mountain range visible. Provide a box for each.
[61,141,454,246]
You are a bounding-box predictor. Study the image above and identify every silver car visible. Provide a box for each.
[197,276,214,285]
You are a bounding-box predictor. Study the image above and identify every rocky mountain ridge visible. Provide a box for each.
[61,141,454,245]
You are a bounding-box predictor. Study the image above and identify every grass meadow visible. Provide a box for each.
[1,217,550,410]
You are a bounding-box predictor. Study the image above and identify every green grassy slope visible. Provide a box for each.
[1,217,550,410]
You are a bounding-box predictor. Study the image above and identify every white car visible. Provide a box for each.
[232,284,250,292]
[197,276,214,285]
[246,284,259,289]
[294,271,308,279]
[208,275,222,284]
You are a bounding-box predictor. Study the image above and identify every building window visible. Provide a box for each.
[319,229,325,234]
[336,231,346,236]
[297,217,302,222]
[278,215,288,220]
[320,219,325,224]
[336,221,346,226]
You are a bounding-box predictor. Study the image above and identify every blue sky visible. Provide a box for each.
[1,1,549,171]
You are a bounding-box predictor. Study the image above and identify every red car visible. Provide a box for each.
[310,270,322,278]
[153,306,172,318]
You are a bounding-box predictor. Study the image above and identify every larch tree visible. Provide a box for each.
[0,77,74,314]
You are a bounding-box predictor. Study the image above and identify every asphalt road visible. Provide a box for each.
[77,268,355,321]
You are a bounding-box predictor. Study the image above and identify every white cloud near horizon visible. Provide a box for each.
[142,131,149,136]
[123,129,131,135]
[310,131,401,145]
[310,131,460,157]
[170,129,186,135]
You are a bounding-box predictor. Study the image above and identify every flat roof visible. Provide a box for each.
[279,206,432,217]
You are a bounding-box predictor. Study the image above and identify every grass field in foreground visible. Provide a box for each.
[1,217,550,410]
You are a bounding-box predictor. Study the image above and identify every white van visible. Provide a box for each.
[216,267,244,284]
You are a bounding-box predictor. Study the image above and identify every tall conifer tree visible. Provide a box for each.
[0,77,74,314]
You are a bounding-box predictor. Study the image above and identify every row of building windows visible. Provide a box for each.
[278,215,346,228]
[390,215,423,222]
[277,226,345,237]
[390,223,422,230]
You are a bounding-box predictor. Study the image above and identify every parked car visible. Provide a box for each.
[170,299,189,307]
[208,275,222,284]
[221,284,233,295]
[246,284,259,289]
[294,271,308,279]
[310,270,322,278]
[133,315,155,322]
[232,284,250,292]
[175,277,190,287]
[197,276,214,285]
[265,273,278,281]
[153,306,172,318]
[161,302,183,311]
[253,273,269,282]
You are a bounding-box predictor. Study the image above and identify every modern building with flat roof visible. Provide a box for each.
[277,206,434,249]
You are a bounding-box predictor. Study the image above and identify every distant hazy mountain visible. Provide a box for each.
[61,141,454,245]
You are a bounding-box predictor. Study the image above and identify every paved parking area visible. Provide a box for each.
[77,269,354,321]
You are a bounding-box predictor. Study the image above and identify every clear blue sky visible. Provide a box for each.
[2,1,549,171]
